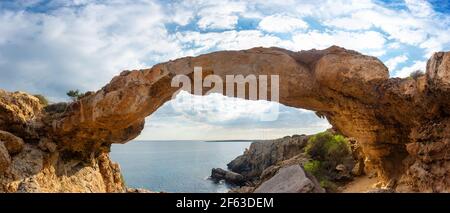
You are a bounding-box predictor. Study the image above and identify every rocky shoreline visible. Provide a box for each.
[211,130,370,193]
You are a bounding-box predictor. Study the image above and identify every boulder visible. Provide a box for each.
[0,90,42,140]
[335,164,352,180]
[254,165,325,193]
[16,178,41,193]
[351,161,364,176]
[38,137,57,152]
[211,168,245,185]
[0,142,11,173]
[0,130,24,155]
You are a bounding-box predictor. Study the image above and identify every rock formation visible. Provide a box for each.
[227,135,310,179]
[210,168,246,185]
[226,131,359,193]
[1,46,449,192]
[253,165,325,193]
[0,90,125,192]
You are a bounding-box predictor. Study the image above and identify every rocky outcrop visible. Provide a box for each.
[1,46,450,192]
[0,143,11,173]
[254,165,325,193]
[0,91,125,192]
[226,131,359,193]
[227,135,309,179]
[0,130,24,155]
[210,168,245,185]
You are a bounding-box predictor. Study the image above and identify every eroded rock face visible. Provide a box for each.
[1,46,449,192]
[210,168,245,185]
[0,130,24,155]
[0,142,11,173]
[0,90,125,192]
[227,135,309,179]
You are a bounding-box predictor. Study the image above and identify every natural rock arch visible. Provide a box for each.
[1,46,449,192]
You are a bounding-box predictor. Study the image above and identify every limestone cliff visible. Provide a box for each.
[0,90,125,192]
[225,131,360,193]
[1,46,449,192]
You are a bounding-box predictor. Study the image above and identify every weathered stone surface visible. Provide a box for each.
[0,130,24,155]
[38,137,57,153]
[0,88,126,192]
[211,168,245,185]
[0,143,126,192]
[16,178,41,193]
[254,165,324,193]
[228,135,309,179]
[0,90,42,141]
[0,142,11,173]
[1,46,450,192]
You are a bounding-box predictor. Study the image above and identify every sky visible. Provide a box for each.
[0,0,449,140]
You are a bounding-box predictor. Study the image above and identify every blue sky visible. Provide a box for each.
[0,0,449,140]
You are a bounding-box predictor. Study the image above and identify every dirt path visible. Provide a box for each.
[341,175,379,193]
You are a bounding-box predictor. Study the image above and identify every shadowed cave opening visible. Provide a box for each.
[110,91,331,192]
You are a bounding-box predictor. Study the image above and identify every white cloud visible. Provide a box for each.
[167,3,194,26]
[136,91,330,140]
[0,1,184,99]
[197,14,239,30]
[385,55,408,71]
[175,30,283,54]
[258,14,308,33]
[404,0,434,18]
[325,17,371,30]
[170,91,281,123]
[319,1,448,54]
[294,0,375,19]
[387,42,401,49]
[196,0,246,30]
[289,30,386,55]
[394,60,426,78]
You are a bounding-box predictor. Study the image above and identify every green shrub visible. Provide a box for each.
[305,132,351,165]
[66,89,85,101]
[304,131,352,185]
[33,94,49,106]
[319,179,338,192]
[303,160,322,178]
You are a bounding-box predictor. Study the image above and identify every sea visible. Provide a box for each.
[110,140,252,193]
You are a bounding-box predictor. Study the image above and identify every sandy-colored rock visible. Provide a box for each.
[0,142,11,173]
[0,90,42,141]
[1,46,450,192]
[0,130,24,155]
[0,89,126,192]
[16,178,41,193]
[38,137,57,153]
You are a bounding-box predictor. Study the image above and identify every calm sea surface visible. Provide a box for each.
[110,140,251,192]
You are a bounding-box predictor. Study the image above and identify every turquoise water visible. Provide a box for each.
[110,140,251,193]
